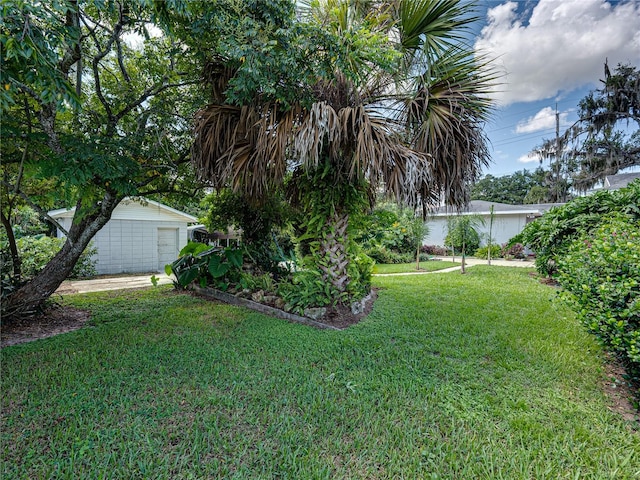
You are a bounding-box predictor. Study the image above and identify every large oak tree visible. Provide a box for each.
[1,0,206,320]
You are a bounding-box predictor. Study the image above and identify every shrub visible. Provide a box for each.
[556,215,640,379]
[501,243,525,260]
[277,269,340,314]
[509,180,640,276]
[364,246,393,264]
[418,253,431,262]
[167,242,244,291]
[6,236,97,279]
[421,245,448,256]
[474,244,502,259]
[352,205,427,256]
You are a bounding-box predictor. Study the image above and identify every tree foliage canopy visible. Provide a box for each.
[532,62,640,195]
[1,0,209,319]
[471,169,547,204]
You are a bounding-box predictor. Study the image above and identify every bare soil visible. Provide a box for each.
[1,305,91,348]
[601,354,639,424]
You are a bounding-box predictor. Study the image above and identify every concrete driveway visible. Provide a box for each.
[56,273,173,294]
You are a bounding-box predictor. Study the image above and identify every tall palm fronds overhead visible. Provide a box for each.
[192,0,497,294]
[193,0,496,209]
[401,45,496,208]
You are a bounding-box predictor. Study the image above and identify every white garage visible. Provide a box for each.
[49,198,197,275]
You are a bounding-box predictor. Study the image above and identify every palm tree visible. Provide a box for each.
[192,0,496,299]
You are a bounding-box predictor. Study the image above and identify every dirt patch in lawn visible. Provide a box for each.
[601,354,639,424]
[1,305,91,348]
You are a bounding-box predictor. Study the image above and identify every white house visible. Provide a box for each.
[424,200,562,247]
[49,198,197,274]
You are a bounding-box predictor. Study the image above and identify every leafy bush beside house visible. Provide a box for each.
[1,236,97,280]
[510,180,640,277]
[557,215,640,382]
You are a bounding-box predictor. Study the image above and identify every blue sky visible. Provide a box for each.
[472,0,640,176]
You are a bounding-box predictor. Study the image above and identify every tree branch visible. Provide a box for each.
[114,80,199,124]
[58,0,82,75]
[115,37,131,82]
[85,4,129,127]
[0,179,69,236]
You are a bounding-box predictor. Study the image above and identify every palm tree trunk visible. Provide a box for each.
[318,209,350,294]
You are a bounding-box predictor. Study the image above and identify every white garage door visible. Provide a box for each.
[157,228,178,271]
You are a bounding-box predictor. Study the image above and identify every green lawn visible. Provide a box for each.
[373,260,458,274]
[2,267,638,479]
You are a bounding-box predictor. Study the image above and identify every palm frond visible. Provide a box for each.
[399,46,496,208]
[397,0,477,54]
[193,103,303,200]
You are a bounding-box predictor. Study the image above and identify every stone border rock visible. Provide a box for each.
[192,286,342,330]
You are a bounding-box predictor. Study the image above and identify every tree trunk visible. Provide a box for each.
[1,210,22,281]
[318,209,350,295]
[3,192,120,320]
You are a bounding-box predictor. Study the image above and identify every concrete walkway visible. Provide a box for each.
[55,257,534,294]
[374,257,534,276]
[56,273,173,294]
[431,256,535,268]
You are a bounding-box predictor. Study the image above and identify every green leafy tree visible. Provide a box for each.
[191,0,496,303]
[445,214,483,273]
[471,168,548,204]
[1,0,209,320]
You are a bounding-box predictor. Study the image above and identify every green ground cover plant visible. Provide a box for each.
[2,268,638,479]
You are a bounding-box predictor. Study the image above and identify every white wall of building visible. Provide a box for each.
[424,213,529,247]
[52,198,194,274]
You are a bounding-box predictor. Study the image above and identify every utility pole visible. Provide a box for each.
[554,103,565,202]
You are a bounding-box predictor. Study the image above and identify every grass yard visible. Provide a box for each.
[2,267,638,479]
[372,260,458,274]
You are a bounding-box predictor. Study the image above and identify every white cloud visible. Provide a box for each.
[515,106,569,133]
[475,0,640,106]
[518,152,542,163]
